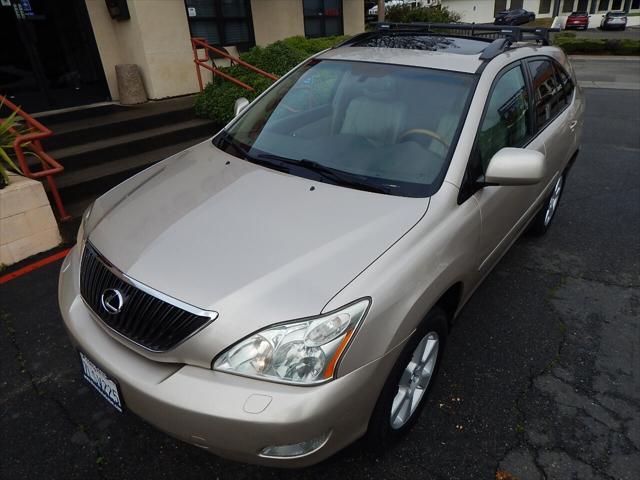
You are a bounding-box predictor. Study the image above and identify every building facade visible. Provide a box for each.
[440,0,640,24]
[1,0,364,113]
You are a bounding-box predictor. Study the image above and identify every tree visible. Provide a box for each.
[378,0,385,22]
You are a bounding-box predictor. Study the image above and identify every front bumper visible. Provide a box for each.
[58,245,396,467]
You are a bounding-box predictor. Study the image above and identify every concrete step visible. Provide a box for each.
[41,96,198,151]
[47,118,216,171]
[32,96,219,219]
[33,103,129,126]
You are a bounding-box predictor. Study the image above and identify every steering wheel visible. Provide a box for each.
[399,128,450,150]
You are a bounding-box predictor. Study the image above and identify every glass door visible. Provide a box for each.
[0,0,110,112]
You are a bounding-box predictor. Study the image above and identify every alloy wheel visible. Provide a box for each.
[544,175,564,227]
[390,331,439,429]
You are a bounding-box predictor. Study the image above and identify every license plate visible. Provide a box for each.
[79,351,123,412]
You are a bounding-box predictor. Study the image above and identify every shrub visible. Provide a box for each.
[619,39,640,55]
[384,4,461,23]
[554,31,577,39]
[553,36,640,55]
[194,35,348,125]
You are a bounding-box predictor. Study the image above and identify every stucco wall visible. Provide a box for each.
[86,0,199,101]
[86,0,365,102]
[343,0,365,35]
[250,0,305,46]
[445,0,497,23]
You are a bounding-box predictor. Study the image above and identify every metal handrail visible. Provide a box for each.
[190,37,278,92]
[1,96,70,221]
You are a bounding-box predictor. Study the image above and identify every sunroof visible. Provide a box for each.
[351,35,490,54]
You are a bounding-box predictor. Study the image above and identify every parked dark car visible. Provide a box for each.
[494,8,536,25]
[600,11,627,30]
[565,11,590,30]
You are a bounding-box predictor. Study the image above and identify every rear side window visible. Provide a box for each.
[528,59,564,129]
[477,65,531,171]
[554,63,574,106]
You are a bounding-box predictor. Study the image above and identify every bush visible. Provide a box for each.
[194,35,348,125]
[384,4,461,23]
[553,36,640,55]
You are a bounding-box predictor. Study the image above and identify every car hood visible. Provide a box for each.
[87,141,428,359]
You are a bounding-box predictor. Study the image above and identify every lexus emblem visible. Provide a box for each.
[100,288,124,315]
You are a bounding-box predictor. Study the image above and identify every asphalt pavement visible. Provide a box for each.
[1,64,639,480]
[571,55,640,90]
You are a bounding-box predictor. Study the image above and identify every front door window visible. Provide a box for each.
[477,65,532,172]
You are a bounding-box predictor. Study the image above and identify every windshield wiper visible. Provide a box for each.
[215,132,290,173]
[256,153,389,194]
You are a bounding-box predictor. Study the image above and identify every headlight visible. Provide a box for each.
[213,298,370,385]
[76,202,94,245]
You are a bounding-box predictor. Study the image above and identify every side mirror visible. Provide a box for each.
[484,148,546,186]
[234,97,250,117]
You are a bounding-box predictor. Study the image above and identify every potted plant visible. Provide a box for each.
[0,96,29,189]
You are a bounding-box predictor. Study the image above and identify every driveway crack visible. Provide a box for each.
[1,310,108,479]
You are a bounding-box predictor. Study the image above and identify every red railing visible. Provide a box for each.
[1,96,70,221]
[190,37,278,92]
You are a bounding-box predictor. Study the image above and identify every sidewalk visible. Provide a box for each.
[570,55,640,90]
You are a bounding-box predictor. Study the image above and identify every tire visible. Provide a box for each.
[365,307,448,450]
[528,171,566,237]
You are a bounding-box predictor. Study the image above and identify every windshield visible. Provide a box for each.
[215,59,475,197]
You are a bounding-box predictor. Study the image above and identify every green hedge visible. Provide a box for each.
[384,4,461,23]
[554,36,640,55]
[194,36,348,125]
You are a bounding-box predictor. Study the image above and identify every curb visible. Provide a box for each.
[569,55,640,61]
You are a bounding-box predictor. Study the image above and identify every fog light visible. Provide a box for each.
[259,431,331,458]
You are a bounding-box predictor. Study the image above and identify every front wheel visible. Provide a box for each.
[366,307,448,448]
[528,172,566,236]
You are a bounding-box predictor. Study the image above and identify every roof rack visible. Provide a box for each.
[336,22,559,59]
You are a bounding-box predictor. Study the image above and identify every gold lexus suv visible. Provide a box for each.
[59,23,584,467]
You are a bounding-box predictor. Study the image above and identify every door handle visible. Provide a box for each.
[569,120,578,131]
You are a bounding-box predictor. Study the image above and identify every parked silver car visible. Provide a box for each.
[59,24,584,467]
[600,11,628,30]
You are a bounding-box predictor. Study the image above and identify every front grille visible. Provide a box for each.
[80,242,214,352]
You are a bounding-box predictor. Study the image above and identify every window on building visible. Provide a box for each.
[562,0,574,12]
[510,0,524,9]
[633,0,640,9]
[303,0,344,38]
[184,0,255,50]
[477,66,531,171]
[539,0,551,13]
[528,60,564,130]
[494,0,508,16]
[577,0,589,11]
[611,0,622,9]
[598,0,610,11]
